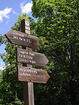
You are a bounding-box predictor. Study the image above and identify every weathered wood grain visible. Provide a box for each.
[18,66,50,83]
[17,48,48,67]
[6,30,39,49]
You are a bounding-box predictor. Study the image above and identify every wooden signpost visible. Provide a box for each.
[6,19,50,105]
[21,19,34,105]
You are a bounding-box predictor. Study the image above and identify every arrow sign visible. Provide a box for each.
[18,66,50,83]
[6,30,39,49]
[17,48,48,67]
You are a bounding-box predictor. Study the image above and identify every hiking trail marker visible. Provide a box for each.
[17,48,48,67]
[6,19,50,105]
[18,66,50,83]
[6,30,39,49]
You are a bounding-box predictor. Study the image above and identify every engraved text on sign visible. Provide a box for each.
[17,48,48,67]
[18,66,50,83]
[6,30,39,49]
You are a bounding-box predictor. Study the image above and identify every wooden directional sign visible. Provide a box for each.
[18,66,50,83]
[17,48,48,67]
[6,30,39,49]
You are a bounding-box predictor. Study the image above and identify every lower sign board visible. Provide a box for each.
[18,66,50,83]
[17,48,48,67]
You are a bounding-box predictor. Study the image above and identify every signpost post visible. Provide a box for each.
[6,19,50,105]
[21,19,34,105]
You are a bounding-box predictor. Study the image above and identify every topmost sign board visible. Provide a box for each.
[21,19,30,34]
[6,30,39,49]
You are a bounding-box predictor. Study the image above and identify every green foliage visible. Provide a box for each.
[0,34,4,45]
[0,71,3,82]
[0,0,79,105]
[32,0,79,105]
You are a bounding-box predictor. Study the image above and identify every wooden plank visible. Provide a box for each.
[18,66,50,83]
[24,65,34,105]
[17,48,48,67]
[6,30,39,49]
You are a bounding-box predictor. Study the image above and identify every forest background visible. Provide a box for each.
[0,0,79,105]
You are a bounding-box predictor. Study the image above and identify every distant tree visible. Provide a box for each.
[0,34,3,45]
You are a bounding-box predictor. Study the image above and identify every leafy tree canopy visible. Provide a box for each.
[0,0,79,105]
[32,0,79,105]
